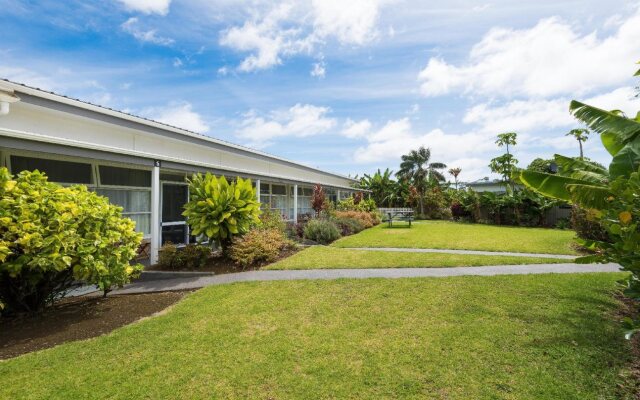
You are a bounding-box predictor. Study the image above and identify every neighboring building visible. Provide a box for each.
[463,178,511,193]
[0,79,358,263]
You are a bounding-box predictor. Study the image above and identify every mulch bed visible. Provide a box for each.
[613,294,640,399]
[0,291,189,360]
[147,247,300,274]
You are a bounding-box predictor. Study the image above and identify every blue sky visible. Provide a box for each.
[1,0,639,182]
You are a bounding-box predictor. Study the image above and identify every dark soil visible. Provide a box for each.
[0,291,189,360]
[147,247,300,274]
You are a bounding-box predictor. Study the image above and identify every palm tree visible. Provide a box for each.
[359,168,395,207]
[495,132,517,155]
[448,167,462,190]
[396,146,446,214]
[565,128,590,159]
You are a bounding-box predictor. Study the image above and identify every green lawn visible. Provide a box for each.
[334,221,577,255]
[266,246,568,270]
[0,274,631,399]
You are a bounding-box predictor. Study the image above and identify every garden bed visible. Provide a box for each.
[0,291,190,360]
[147,247,301,274]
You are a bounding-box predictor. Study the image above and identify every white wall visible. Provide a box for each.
[1,101,353,188]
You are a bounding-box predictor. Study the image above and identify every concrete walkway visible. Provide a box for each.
[114,263,621,294]
[340,247,577,259]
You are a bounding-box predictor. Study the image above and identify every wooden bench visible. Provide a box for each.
[382,210,414,228]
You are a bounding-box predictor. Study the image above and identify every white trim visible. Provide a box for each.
[0,127,358,191]
[150,165,160,265]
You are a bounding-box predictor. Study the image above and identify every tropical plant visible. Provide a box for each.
[396,146,447,214]
[183,174,260,250]
[311,184,326,217]
[448,167,462,189]
[158,243,212,270]
[565,128,590,159]
[519,80,640,336]
[358,168,397,207]
[526,158,556,173]
[489,132,519,189]
[0,169,143,313]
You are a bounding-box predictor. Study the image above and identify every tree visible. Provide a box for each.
[396,146,447,214]
[565,128,590,159]
[526,158,555,173]
[358,168,396,207]
[183,174,260,250]
[448,167,462,190]
[490,132,519,190]
[311,184,326,217]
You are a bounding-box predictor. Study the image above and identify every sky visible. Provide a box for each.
[1,0,639,183]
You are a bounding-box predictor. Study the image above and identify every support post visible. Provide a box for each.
[255,179,261,203]
[293,184,298,223]
[337,189,341,202]
[150,162,161,265]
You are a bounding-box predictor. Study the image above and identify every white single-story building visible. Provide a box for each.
[0,79,358,263]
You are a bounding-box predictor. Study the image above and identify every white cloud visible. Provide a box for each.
[341,118,371,138]
[235,103,336,147]
[121,17,174,46]
[219,1,387,72]
[117,0,171,15]
[352,118,495,180]
[418,9,640,98]
[142,102,209,133]
[0,66,57,91]
[311,61,326,78]
[463,86,640,134]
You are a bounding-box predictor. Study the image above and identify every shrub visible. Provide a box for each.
[333,217,366,236]
[228,228,294,268]
[336,196,378,213]
[303,219,341,244]
[571,206,610,242]
[183,174,260,249]
[285,221,307,240]
[258,208,286,233]
[0,169,142,314]
[158,243,212,270]
[334,211,378,228]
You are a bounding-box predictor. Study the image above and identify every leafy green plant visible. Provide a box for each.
[183,174,260,250]
[228,228,294,268]
[0,168,142,313]
[257,208,286,233]
[158,243,212,270]
[336,196,378,213]
[303,219,341,244]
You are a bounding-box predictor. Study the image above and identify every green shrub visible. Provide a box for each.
[257,208,286,233]
[570,206,610,242]
[333,217,366,236]
[158,243,212,270]
[183,174,260,249]
[336,196,378,213]
[228,228,294,268]
[0,168,142,313]
[334,210,378,228]
[303,219,341,244]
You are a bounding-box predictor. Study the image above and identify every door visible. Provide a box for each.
[161,183,189,245]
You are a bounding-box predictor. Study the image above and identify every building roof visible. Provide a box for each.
[0,78,357,183]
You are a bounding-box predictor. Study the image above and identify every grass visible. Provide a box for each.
[266,246,569,270]
[0,274,631,399]
[333,220,578,255]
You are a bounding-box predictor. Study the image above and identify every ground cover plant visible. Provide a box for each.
[0,274,632,399]
[265,246,568,270]
[333,220,577,255]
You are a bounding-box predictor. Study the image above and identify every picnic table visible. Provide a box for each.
[383,209,414,228]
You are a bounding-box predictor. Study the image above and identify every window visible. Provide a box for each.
[99,165,151,187]
[96,189,151,236]
[10,155,93,184]
[296,186,314,217]
[259,183,289,219]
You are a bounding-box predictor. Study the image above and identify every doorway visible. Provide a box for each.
[161,183,189,245]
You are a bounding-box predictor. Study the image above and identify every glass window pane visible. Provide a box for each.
[96,189,150,213]
[272,184,286,195]
[162,184,188,223]
[260,185,270,194]
[126,214,150,236]
[162,224,186,245]
[99,165,151,187]
[10,155,92,184]
[160,172,186,182]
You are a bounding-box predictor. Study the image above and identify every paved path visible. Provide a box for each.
[339,247,577,259]
[114,263,621,294]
